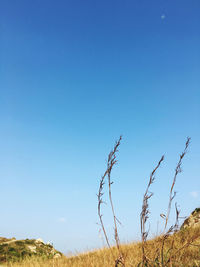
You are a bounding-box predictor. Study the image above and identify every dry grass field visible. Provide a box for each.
[6,226,200,267]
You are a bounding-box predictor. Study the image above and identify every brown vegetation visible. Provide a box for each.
[7,226,200,266]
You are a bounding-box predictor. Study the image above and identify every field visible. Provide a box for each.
[5,225,200,267]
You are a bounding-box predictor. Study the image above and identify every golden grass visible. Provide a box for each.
[7,226,200,267]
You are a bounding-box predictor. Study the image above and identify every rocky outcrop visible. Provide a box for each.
[181,208,200,230]
[0,237,62,263]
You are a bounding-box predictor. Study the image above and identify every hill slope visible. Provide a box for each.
[3,227,200,266]
[1,208,200,266]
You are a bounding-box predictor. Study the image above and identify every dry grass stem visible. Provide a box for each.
[164,137,191,231]
[140,155,165,266]
[97,136,125,266]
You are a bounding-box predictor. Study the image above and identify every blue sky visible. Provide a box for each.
[0,0,200,254]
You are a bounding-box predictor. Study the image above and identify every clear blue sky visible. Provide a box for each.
[0,0,200,254]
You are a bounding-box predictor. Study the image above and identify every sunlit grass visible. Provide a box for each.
[7,226,200,267]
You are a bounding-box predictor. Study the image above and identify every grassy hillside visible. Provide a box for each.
[0,238,62,264]
[3,225,200,267]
